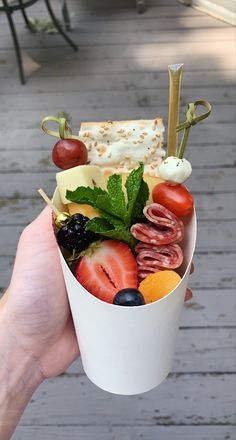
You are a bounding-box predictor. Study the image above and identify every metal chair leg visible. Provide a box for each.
[61,0,71,32]
[44,0,78,51]
[2,0,26,84]
[18,0,31,28]
[136,0,146,14]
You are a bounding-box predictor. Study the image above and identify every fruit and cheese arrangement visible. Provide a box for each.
[39,67,211,308]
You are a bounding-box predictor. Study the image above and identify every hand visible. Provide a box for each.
[1,206,79,379]
[0,207,79,439]
[185,263,194,301]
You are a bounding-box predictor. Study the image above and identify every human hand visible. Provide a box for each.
[1,206,79,380]
[0,207,80,439]
[185,263,194,301]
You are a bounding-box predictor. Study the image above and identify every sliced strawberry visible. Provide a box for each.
[75,240,138,303]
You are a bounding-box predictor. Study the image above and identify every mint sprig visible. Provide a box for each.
[66,163,149,248]
[86,217,137,249]
[125,164,149,227]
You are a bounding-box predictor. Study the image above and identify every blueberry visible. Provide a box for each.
[113,288,145,306]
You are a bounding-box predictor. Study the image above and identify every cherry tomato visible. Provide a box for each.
[52,139,88,170]
[152,182,194,217]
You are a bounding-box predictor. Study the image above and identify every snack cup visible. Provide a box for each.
[53,188,197,395]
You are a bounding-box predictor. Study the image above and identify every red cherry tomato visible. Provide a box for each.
[52,139,88,170]
[152,182,194,217]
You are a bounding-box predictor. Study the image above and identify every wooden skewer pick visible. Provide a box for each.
[37,188,71,228]
[167,63,184,157]
[37,188,60,216]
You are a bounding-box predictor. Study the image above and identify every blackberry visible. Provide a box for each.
[56,213,97,253]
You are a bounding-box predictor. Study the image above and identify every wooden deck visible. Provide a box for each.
[0,0,235,439]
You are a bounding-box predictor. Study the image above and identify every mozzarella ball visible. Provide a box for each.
[158,156,192,184]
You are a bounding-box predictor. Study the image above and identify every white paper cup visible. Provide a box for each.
[53,188,197,395]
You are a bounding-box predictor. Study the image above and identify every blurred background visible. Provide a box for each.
[0,0,235,439]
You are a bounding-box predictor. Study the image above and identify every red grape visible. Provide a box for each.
[52,139,88,170]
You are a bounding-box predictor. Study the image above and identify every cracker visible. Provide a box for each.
[79,119,165,176]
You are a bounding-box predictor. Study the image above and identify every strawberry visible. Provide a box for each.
[75,240,138,303]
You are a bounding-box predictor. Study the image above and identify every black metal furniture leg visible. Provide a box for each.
[44,0,78,51]
[2,0,26,84]
[61,0,71,32]
[136,0,146,14]
[18,0,30,28]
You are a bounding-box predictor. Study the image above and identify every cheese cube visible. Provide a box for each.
[56,165,106,204]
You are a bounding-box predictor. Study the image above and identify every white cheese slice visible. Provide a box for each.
[56,165,106,204]
[79,118,165,176]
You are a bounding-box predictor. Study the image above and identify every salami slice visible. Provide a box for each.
[131,203,184,245]
[135,242,183,279]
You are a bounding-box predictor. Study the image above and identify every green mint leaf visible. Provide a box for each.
[66,186,106,207]
[95,195,125,227]
[107,174,126,218]
[86,218,137,249]
[92,174,126,223]
[66,162,148,249]
[124,163,149,226]
[86,217,113,232]
[131,179,149,223]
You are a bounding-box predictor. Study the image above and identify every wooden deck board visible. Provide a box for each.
[12,425,236,440]
[1,252,235,292]
[0,0,235,438]
[0,73,236,97]
[0,168,234,197]
[1,144,236,170]
[0,220,235,254]
[65,327,236,373]
[12,374,236,425]
[1,192,235,223]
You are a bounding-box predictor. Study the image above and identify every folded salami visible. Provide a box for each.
[135,242,183,280]
[131,203,184,246]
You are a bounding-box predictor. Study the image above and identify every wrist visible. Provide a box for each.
[0,298,43,439]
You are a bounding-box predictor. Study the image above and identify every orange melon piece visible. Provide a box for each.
[139,270,181,303]
[68,203,100,219]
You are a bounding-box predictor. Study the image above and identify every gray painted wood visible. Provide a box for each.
[0,144,235,170]
[0,168,234,198]
[1,286,234,327]
[1,13,231,38]
[1,56,235,79]
[12,425,236,440]
[182,290,236,326]
[1,252,235,293]
[191,252,236,289]
[0,122,235,148]
[1,193,234,225]
[2,38,233,61]
[0,219,234,255]
[0,83,235,112]
[0,3,205,25]
[65,327,236,374]
[1,26,235,49]
[0,87,235,109]
[0,104,235,132]
[17,374,236,425]
[0,193,236,227]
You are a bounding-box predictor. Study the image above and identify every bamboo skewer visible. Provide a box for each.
[37,188,60,216]
[38,188,71,228]
[167,63,184,157]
